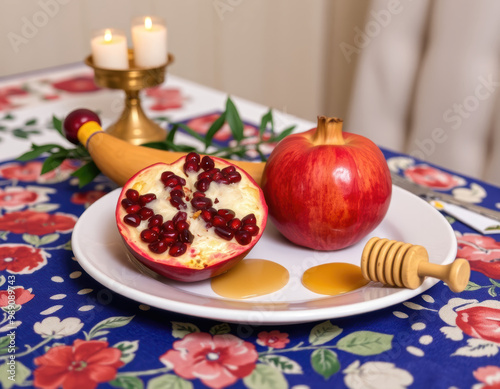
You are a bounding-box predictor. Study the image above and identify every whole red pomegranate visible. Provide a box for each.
[116,152,267,282]
[261,116,391,251]
[63,108,101,144]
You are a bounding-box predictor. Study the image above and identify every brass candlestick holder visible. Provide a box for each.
[85,50,174,145]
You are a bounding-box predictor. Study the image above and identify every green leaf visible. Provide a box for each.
[465,281,482,291]
[0,231,8,241]
[225,97,244,142]
[142,141,170,151]
[167,123,179,144]
[272,125,296,142]
[311,348,340,380]
[209,322,231,335]
[71,161,101,187]
[336,331,393,356]
[243,363,288,389]
[488,285,497,297]
[12,128,29,139]
[17,143,65,161]
[52,115,63,136]
[39,233,60,246]
[259,355,303,374]
[110,376,144,389]
[0,335,11,354]
[0,360,31,389]
[204,113,226,149]
[153,116,170,122]
[113,340,139,365]
[41,150,70,174]
[87,316,135,340]
[259,109,274,138]
[25,118,37,126]
[171,322,200,339]
[147,374,192,389]
[23,233,40,247]
[3,113,14,120]
[309,321,343,346]
[175,123,206,143]
[490,278,500,288]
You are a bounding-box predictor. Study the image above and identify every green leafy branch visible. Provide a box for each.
[17,97,296,187]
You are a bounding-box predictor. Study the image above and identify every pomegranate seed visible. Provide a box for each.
[222,166,236,175]
[141,229,159,243]
[169,242,187,257]
[139,193,156,206]
[123,214,141,227]
[138,207,154,220]
[192,191,206,198]
[148,214,163,228]
[172,184,184,191]
[178,177,186,186]
[200,156,215,171]
[164,176,180,188]
[160,171,175,184]
[184,161,200,174]
[162,220,175,232]
[176,221,190,232]
[170,196,186,210]
[185,152,201,164]
[179,229,194,243]
[215,177,230,185]
[212,172,223,182]
[149,240,169,254]
[191,197,213,210]
[235,230,252,245]
[160,231,178,243]
[121,198,134,209]
[126,189,139,202]
[201,209,215,222]
[125,204,141,214]
[242,214,256,225]
[211,215,226,227]
[217,209,235,221]
[227,172,242,183]
[151,226,160,234]
[197,171,212,181]
[227,218,242,231]
[196,178,211,192]
[214,226,234,241]
[170,189,185,198]
[172,211,187,224]
[242,224,260,236]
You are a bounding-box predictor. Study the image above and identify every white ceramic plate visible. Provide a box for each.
[72,186,456,324]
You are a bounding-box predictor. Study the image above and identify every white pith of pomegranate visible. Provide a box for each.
[115,153,267,282]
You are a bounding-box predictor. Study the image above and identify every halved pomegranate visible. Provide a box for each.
[115,152,267,282]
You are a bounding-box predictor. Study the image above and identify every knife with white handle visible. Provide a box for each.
[391,172,500,223]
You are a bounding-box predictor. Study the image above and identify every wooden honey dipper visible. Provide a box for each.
[361,237,470,292]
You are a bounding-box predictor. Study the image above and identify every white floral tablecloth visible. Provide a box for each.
[0,64,499,389]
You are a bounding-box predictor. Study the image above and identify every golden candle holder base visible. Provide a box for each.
[85,50,174,145]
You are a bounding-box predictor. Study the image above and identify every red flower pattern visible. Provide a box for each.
[404,164,464,190]
[160,332,257,388]
[145,87,184,111]
[0,187,40,210]
[0,160,78,183]
[187,114,257,142]
[474,366,500,389]
[52,75,99,93]
[70,190,106,206]
[0,286,34,307]
[0,244,48,274]
[257,330,290,349]
[456,306,500,344]
[33,339,123,389]
[456,234,500,279]
[0,86,28,111]
[0,210,76,235]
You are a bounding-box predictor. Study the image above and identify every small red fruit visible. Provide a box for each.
[63,108,101,145]
[116,153,267,282]
[261,116,391,251]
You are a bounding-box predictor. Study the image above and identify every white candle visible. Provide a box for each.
[91,29,128,70]
[132,16,167,68]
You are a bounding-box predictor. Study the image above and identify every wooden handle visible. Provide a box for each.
[78,121,267,187]
[418,259,470,293]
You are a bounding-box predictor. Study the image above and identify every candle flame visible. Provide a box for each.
[104,29,112,42]
[145,17,152,30]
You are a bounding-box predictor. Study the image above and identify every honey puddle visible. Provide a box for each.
[211,259,289,299]
[302,263,368,296]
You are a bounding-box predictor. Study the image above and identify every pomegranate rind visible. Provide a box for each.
[116,157,267,282]
[262,129,391,251]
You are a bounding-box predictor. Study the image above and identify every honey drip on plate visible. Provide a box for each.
[211,259,289,299]
[302,263,368,296]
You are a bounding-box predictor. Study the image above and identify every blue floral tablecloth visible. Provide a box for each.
[0,66,500,389]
